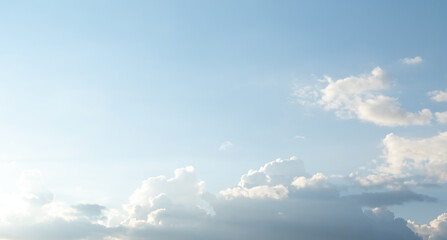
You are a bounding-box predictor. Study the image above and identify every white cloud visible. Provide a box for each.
[380,132,447,182]
[435,111,447,123]
[291,173,329,190]
[352,131,447,188]
[319,67,389,109]
[408,213,447,240]
[219,185,289,200]
[295,67,433,126]
[220,157,305,200]
[218,141,233,151]
[0,159,439,240]
[429,90,447,102]
[427,90,447,123]
[123,166,211,227]
[238,157,307,188]
[402,56,423,65]
[356,95,432,126]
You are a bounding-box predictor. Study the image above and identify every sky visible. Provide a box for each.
[0,1,447,239]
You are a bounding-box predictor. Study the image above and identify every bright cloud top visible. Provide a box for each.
[402,56,424,65]
[349,131,447,189]
[409,213,447,240]
[295,67,434,126]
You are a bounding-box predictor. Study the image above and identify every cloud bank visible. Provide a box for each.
[0,153,445,240]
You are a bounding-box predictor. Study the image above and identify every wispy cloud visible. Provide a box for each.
[402,56,423,65]
[219,141,233,151]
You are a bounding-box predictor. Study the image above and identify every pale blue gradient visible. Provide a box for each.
[0,0,446,224]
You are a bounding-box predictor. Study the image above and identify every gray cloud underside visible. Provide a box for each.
[0,189,422,240]
[342,190,437,207]
[2,154,446,240]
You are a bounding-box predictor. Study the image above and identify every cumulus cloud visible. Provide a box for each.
[295,67,433,126]
[220,157,305,200]
[380,132,447,182]
[402,56,424,65]
[0,170,116,240]
[408,213,447,240]
[435,111,447,123]
[147,159,421,240]
[427,90,447,123]
[428,90,447,102]
[219,185,289,200]
[123,166,211,227]
[238,157,307,188]
[291,173,330,190]
[218,141,233,151]
[0,158,440,240]
[351,131,447,188]
[356,95,432,126]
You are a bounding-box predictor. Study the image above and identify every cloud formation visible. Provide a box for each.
[402,56,423,65]
[408,213,447,240]
[123,166,211,227]
[349,131,447,189]
[218,141,233,151]
[295,67,433,126]
[428,90,447,102]
[0,157,442,240]
[435,111,447,124]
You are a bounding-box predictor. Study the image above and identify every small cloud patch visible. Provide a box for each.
[402,56,423,65]
[219,141,233,151]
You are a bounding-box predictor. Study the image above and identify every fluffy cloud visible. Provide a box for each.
[356,96,432,126]
[0,159,432,240]
[428,90,447,102]
[291,173,330,190]
[351,131,447,188]
[295,67,433,126]
[127,159,420,240]
[219,185,289,200]
[435,111,447,123]
[408,213,447,240]
[380,132,447,182]
[427,90,447,123]
[402,56,424,65]
[123,166,211,227]
[220,157,305,200]
[238,157,307,188]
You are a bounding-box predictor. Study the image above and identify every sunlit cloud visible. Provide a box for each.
[294,67,433,126]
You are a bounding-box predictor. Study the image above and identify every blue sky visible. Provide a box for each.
[0,1,447,239]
